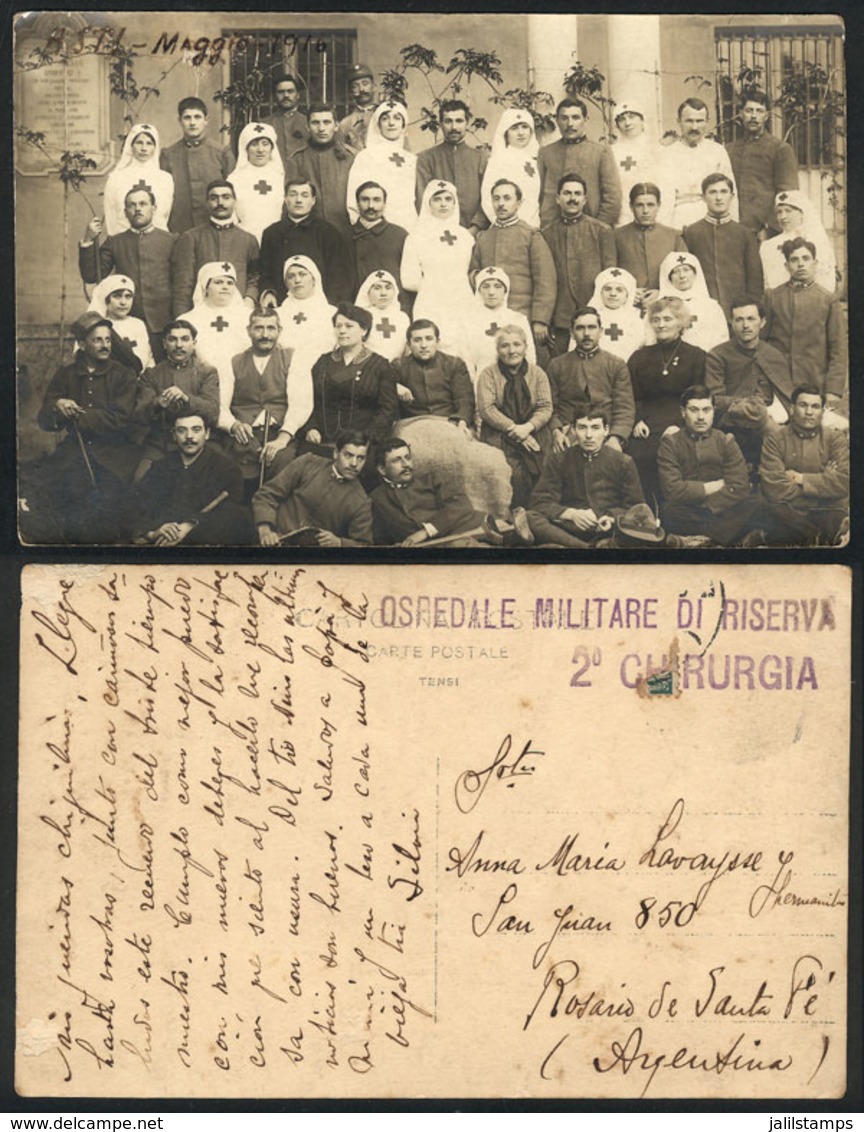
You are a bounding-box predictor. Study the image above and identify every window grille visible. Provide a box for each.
[715,25,845,288]
[222,27,358,136]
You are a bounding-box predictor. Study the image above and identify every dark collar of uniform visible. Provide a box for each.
[634,222,656,231]
[561,213,585,226]
[788,279,815,290]
[574,345,600,359]
[561,135,587,145]
[285,214,312,228]
[354,218,386,236]
[73,348,109,373]
[183,137,205,148]
[685,428,713,442]
[381,474,409,489]
[82,361,110,376]
[732,338,761,356]
[790,423,820,440]
[131,224,155,236]
[576,447,602,461]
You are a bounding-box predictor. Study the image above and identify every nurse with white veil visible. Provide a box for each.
[346,101,418,233]
[465,265,535,379]
[400,179,475,359]
[103,122,174,235]
[586,267,646,361]
[650,250,729,352]
[180,261,250,425]
[355,270,409,362]
[229,121,285,244]
[276,255,337,402]
[481,108,540,228]
[760,188,837,292]
[88,273,154,372]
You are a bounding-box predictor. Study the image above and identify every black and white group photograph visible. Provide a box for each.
[13,11,849,549]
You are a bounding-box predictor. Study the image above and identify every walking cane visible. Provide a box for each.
[73,423,97,488]
[199,489,229,515]
[258,415,271,489]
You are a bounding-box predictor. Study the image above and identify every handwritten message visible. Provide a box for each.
[17,565,848,1097]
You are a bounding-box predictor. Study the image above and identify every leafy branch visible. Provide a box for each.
[489,86,557,137]
[15,126,99,213]
[563,60,617,140]
[381,44,503,139]
[213,67,268,121]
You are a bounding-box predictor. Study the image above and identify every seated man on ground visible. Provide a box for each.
[131,411,254,545]
[759,383,849,547]
[370,437,533,546]
[526,405,646,547]
[657,384,762,547]
[252,429,373,547]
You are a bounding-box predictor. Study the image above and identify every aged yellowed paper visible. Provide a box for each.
[15,12,848,551]
[17,563,848,1098]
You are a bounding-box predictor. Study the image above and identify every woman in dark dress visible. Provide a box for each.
[626,295,706,505]
[305,302,399,488]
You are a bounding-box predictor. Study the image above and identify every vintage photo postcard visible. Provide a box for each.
[13,11,849,550]
[17,563,850,1098]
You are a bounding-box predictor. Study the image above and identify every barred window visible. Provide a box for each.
[221,27,358,144]
[715,26,844,170]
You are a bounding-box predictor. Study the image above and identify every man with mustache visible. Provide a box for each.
[23,312,138,542]
[537,98,621,229]
[131,411,253,546]
[253,430,374,547]
[371,437,534,546]
[659,98,738,230]
[78,188,176,357]
[262,72,310,165]
[416,99,489,233]
[220,308,308,486]
[338,63,377,152]
[133,319,220,477]
[170,180,260,316]
[726,89,799,237]
[350,181,410,311]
